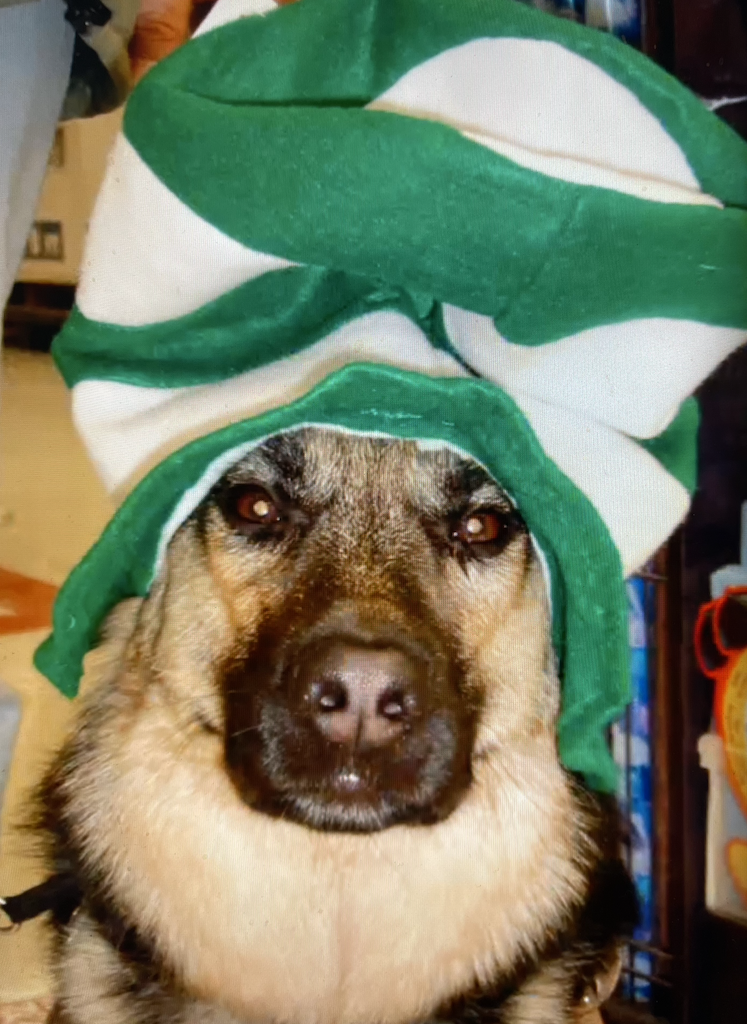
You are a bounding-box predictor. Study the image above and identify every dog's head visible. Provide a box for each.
[143,427,558,834]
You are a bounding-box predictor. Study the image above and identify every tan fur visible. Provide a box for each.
[51,432,601,1024]
[498,960,574,1024]
[60,915,144,1024]
[59,914,240,1024]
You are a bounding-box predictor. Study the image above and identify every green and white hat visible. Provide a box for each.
[36,0,747,792]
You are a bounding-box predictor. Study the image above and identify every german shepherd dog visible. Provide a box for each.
[38,429,637,1024]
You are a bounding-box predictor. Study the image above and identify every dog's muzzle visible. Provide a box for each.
[222,610,476,832]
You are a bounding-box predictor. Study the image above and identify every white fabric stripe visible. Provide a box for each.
[513,394,691,576]
[194,0,277,36]
[76,135,296,326]
[368,37,704,198]
[71,311,469,496]
[460,128,720,206]
[442,306,746,439]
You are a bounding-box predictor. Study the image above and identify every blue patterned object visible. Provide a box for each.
[547,0,585,18]
[612,576,654,1000]
[585,0,642,45]
[524,2,642,46]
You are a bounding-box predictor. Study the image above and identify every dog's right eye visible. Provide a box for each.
[233,487,282,525]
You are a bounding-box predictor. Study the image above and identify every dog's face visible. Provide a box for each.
[51,429,616,1024]
[147,428,555,834]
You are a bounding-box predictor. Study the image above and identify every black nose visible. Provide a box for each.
[301,642,422,749]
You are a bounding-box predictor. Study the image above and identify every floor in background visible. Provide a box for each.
[0,348,112,1006]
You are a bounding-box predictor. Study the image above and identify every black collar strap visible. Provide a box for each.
[1,874,82,931]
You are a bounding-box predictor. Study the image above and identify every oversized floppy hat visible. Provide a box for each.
[36,0,747,792]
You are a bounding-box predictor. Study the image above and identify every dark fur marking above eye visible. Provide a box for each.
[258,433,306,490]
[444,463,497,505]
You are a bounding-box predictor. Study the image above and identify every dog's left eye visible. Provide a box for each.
[452,510,506,545]
[233,487,282,525]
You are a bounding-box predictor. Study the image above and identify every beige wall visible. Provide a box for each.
[18,109,122,287]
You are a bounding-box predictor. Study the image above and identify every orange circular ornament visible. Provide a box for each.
[696,588,747,821]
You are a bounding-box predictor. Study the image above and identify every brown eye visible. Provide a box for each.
[234,487,281,525]
[453,510,505,545]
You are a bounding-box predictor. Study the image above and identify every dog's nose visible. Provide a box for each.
[302,643,421,748]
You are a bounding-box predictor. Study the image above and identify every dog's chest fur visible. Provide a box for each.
[53,682,592,1024]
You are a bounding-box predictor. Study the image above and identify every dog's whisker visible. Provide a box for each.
[228,725,261,739]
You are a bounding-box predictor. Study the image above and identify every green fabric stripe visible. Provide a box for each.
[638,397,700,496]
[53,269,456,388]
[134,0,747,209]
[124,92,747,348]
[34,364,628,793]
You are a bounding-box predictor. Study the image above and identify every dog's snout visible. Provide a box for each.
[303,643,421,749]
[224,601,475,831]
